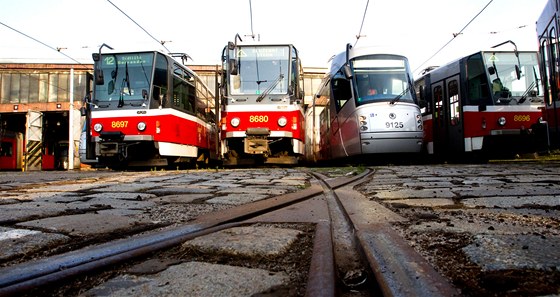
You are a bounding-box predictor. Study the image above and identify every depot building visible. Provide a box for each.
[0,62,325,171]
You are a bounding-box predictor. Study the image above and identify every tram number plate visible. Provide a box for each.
[386,122,404,128]
[513,115,531,121]
[249,115,269,123]
[111,121,129,128]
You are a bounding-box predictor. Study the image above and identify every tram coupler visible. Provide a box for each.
[244,128,270,155]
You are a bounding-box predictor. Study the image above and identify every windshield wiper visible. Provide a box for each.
[390,79,413,105]
[517,81,535,104]
[256,74,284,102]
[118,62,132,108]
[518,68,540,104]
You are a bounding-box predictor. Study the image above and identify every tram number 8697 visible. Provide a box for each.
[386,122,404,129]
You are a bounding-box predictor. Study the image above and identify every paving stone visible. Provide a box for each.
[206,193,269,205]
[183,226,302,257]
[16,214,155,236]
[0,202,73,223]
[0,227,69,260]
[83,261,289,297]
[463,234,560,271]
[461,195,560,208]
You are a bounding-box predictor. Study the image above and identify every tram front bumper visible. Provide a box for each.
[244,128,271,155]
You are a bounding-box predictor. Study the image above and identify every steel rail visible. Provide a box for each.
[0,170,374,297]
[330,170,460,297]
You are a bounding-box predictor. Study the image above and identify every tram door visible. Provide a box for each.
[431,75,463,158]
[431,81,448,158]
[445,76,463,153]
[25,110,43,171]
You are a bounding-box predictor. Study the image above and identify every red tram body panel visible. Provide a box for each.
[83,50,218,168]
[416,48,547,161]
[537,0,560,148]
[219,42,305,165]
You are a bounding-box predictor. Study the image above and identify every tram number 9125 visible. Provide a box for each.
[386,122,404,129]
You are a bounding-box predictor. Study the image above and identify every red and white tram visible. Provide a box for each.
[537,0,560,148]
[84,50,218,169]
[415,46,547,161]
[219,40,305,165]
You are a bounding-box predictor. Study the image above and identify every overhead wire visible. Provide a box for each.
[413,0,494,74]
[106,0,170,53]
[354,0,370,47]
[0,21,89,69]
[0,20,93,97]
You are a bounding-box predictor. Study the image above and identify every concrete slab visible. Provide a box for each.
[463,234,560,271]
[461,195,560,208]
[182,226,302,257]
[16,213,155,237]
[385,198,456,208]
[0,227,69,261]
[67,197,156,210]
[83,261,289,297]
[247,196,330,223]
[149,193,214,204]
[206,193,268,205]
[215,186,288,196]
[82,192,157,200]
[371,188,456,200]
[0,202,73,224]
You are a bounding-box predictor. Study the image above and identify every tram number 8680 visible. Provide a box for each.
[386,122,404,129]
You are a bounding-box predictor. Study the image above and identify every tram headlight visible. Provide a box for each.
[93,123,103,132]
[497,117,506,126]
[230,117,240,127]
[278,116,287,127]
[137,122,147,131]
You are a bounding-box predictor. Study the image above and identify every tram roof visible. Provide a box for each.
[329,46,410,74]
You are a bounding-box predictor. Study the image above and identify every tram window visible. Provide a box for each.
[153,54,169,107]
[551,27,559,103]
[448,80,460,126]
[331,72,351,111]
[467,54,490,105]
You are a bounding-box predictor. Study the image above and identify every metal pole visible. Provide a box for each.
[68,68,74,170]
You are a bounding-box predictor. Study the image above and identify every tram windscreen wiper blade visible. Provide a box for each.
[390,80,412,105]
[256,74,284,102]
[517,81,535,104]
[118,62,131,108]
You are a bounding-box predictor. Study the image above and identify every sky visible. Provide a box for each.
[0,0,549,77]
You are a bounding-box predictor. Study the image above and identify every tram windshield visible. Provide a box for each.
[483,52,543,105]
[352,55,415,105]
[230,46,290,96]
[94,52,153,104]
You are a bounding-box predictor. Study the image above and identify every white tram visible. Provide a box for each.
[304,44,424,164]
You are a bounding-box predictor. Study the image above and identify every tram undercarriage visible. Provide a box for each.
[223,136,299,166]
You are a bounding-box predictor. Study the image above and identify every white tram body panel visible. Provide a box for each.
[305,45,424,163]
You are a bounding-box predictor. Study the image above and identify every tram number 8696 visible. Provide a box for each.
[386,122,404,129]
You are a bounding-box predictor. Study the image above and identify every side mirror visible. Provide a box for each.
[229,59,238,75]
[342,65,353,79]
[80,106,87,116]
[515,65,521,80]
[487,66,496,75]
[95,68,104,85]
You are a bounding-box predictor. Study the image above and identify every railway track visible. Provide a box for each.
[0,168,458,296]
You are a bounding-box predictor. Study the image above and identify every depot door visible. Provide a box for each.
[25,110,43,171]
